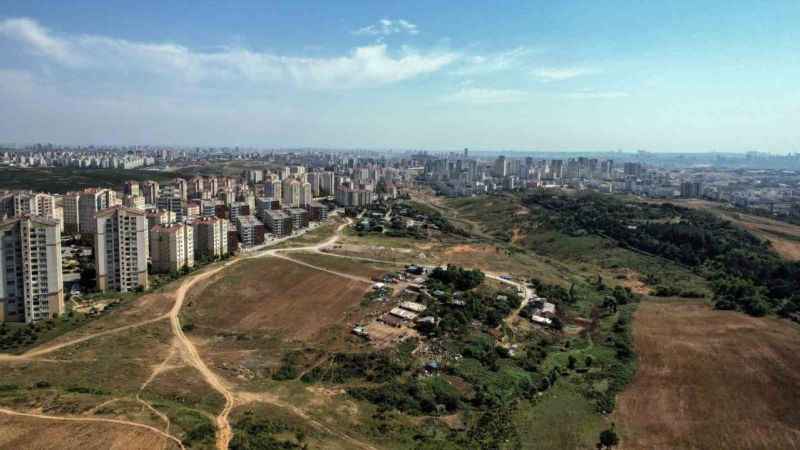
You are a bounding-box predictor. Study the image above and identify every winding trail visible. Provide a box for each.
[167,259,239,450]
[0,315,169,362]
[0,407,186,450]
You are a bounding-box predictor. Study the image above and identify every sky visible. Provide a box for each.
[0,0,798,152]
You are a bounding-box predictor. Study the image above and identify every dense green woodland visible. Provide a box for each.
[0,167,174,193]
[522,190,800,317]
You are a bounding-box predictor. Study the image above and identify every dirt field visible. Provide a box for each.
[183,257,372,341]
[286,252,399,279]
[615,300,800,449]
[0,413,181,450]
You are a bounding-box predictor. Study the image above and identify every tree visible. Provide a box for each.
[567,355,577,370]
[597,425,619,449]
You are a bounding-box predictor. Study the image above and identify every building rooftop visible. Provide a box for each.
[236,215,262,226]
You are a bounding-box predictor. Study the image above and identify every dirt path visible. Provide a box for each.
[236,392,377,450]
[255,218,374,284]
[0,314,169,362]
[0,406,185,450]
[168,261,239,450]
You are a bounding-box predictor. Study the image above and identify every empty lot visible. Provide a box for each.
[615,300,800,449]
[183,257,373,342]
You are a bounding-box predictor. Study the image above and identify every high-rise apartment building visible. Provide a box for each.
[282,179,301,208]
[493,156,508,178]
[264,178,282,200]
[299,181,313,207]
[193,217,229,260]
[12,192,56,219]
[123,180,140,197]
[63,192,80,234]
[236,215,265,248]
[95,207,149,292]
[149,223,194,274]
[287,208,309,230]
[79,188,115,234]
[0,216,64,323]
[263,210,292,238]
[141,181,160,206]
[307,172,322,197]
[319,171,336,196]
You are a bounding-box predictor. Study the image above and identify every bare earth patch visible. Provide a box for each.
[615,300,800,449]
[185,257,372,341]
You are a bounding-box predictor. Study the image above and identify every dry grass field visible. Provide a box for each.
[615,300,800,449]
[183,257,373,342]
[0,414,181,450]
[288,251,401,278]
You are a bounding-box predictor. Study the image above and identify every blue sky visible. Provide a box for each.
[0,1,798,152]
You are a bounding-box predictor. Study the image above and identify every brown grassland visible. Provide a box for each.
[180,255,385,394]
[182,256,374,342]
[0,413,181,450]
[615,300,800,450]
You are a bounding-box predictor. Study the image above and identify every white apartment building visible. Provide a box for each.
[299,181,313,207]
[149,223,194,274]
[95,206,149,292]
[264,178,282,201]
[282,178,301,208]
[13,192,56,218]
[124,194,146,210]
[0,216,64,323]
[193,217,229,260]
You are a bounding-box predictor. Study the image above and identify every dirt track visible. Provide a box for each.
[0,407,184,450]
[169,260,239,450]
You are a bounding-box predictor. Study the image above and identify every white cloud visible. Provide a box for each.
[454,47,531,75]
[0,17,79,65]
[531,67,598,81]
[0,17,454,89]
[443,87,528,105]
[354,19,419,36]
[563,90,630,99]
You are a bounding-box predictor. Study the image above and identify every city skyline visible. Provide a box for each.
[1,1,799,152]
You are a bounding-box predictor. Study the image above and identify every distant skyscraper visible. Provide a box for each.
[493,156,508,177]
